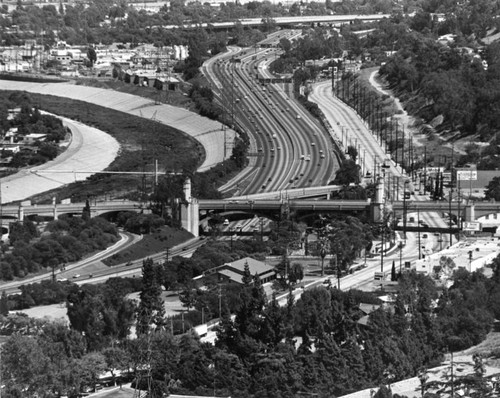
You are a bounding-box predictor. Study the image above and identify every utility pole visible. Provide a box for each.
[449,188,453,246]
[417,209,422,259]
[423,146,427,193]
[380,228,385,273]
[395,123,399,168]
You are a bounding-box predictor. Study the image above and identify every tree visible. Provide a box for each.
[86,46,97,67]
[242,260,252,286]
[485,176,500,201]
[0,291,9,315]
[2,334,51,396]
[103,347,128,387]
[289,263,304,285]
[137,258,165,335]
[77,352,107,392]
[346,145,358,161]
[333,159,361,185]
[82,199,91,221]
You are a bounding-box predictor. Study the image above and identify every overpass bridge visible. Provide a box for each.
[161,14,390,30]
[0,200,144,222]
[2,178,500,237]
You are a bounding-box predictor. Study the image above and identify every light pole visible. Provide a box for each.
[449,188,453,246]
[403,180,410,241]
[399,241,404,273]
[417,208,422,259]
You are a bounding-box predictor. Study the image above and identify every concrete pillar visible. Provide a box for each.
[190,199,199,237]
[18,206,24,221]
[180,178,199,237]
[53,196,57,220]
[183,177,192,202]
[371,176,385,223]
[464,203,475,222]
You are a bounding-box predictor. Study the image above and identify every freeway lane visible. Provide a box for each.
[0,231,142,294]
[204,40,339,195]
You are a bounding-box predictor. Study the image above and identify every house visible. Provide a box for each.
[216,257,276,285]
[357,302,381,327]
[24,134,47,144]
[1,144,20,154]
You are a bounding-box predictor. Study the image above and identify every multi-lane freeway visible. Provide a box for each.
[1,29,458,294]
[203,36,340,195]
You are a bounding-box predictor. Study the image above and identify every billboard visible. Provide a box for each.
[463,221,481,231]
[426,167,444,174]
[456,169,477,181]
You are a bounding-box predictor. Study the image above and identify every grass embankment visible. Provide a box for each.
[5,91,203,203]
[76,78,196,111]
[103,226,193,266]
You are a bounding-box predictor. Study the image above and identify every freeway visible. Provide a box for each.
[0,234,207,295]
[162,14,390,30]
[0,231,142,294]
[203,37,340,195]
[309,79,454,260]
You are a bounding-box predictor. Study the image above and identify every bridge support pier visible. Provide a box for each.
[371,176,385,223]
[464,203,475,222]
[18,206,24,221]
[180,178,199,237]
[52,197,58,220]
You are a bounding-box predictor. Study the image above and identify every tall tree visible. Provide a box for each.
[137,258,166,335]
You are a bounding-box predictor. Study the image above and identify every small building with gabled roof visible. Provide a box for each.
[216,257,276,285]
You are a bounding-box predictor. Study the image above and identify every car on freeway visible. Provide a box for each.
[73,274,80,279]
[300,154,305,160]
[296,114,301,119]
